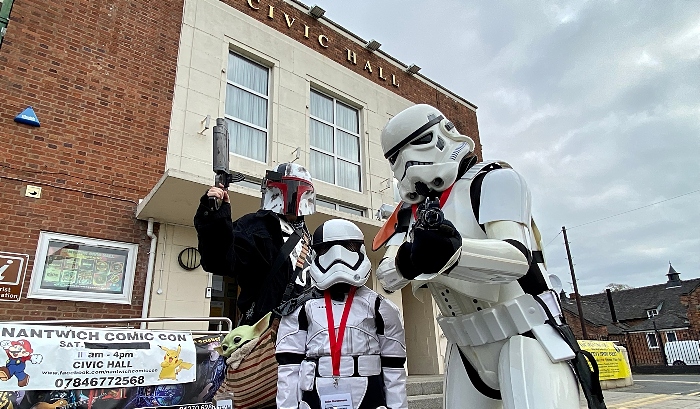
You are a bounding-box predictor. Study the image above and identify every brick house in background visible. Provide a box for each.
[562,264,700,366]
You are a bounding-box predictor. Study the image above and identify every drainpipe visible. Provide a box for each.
[141,218,158,329]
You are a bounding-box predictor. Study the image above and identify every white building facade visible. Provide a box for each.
[136,0,480,375]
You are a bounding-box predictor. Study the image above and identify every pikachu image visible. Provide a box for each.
[158,345,193,380]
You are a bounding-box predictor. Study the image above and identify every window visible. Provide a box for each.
[646,309,659,318]
[666,331,678,343]
[0,0,15,50]
[225,52,270,163]
[28,232,138,304]
[309,90,361,191]
[646,332,659,349]
[316,198,365,217]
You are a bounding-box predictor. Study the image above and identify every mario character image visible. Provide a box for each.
[158,345,193,381]
[0,340,43,387]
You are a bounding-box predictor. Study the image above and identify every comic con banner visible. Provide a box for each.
[0,325,197,391]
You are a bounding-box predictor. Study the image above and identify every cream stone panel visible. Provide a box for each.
[278,84,307,116]
[184,90,220,118]
[188,69,222,105]
[189,45,223,80]
[166,109,186,170]
[181,113,215,164]
[179,156,210,178]
[172,84,189,113]
[273,105,307,151]
[182,0,197,27]
[170,225,199,247]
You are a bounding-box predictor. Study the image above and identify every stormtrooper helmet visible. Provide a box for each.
[261,162,316,216]
[309,219,371,290]
[381,104,476,204]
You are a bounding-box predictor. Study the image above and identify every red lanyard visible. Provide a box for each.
[324,286,357,377]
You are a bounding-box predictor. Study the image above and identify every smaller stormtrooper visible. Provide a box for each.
[276,219,408,409]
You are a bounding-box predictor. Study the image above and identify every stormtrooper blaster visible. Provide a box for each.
[210,118,244,211]
[413,181,445,230]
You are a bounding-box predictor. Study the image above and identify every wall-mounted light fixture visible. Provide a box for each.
[178,247,202,271]
[308,5,325,18]
[375,203,396,220]
[405,64,421,75]
[365,39,381,52]
[291,147,301,163]
[198,114,211,135]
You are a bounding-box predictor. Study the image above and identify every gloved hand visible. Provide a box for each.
[396,219,462,279]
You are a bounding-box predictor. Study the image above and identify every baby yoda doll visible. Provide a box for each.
[216,312,272,369]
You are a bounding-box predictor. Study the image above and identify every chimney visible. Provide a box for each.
[559,289,568,303]
[666,262,682,289]
[606,288,618,323]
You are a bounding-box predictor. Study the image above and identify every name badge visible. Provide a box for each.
[320,392,352,409]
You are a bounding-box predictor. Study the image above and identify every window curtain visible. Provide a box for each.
[226,53,269,162]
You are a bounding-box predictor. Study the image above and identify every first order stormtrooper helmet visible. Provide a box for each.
[309,219,372,290]
[381,104,477,204]
[261,162,316,216]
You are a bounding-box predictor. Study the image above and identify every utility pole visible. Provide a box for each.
[562,226,588,339]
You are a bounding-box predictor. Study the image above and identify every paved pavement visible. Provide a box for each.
[583,390,700,408]
[589,374,700,408]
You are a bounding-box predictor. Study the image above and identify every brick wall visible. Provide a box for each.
[219,0,482,158]
[681,289,700,329]
[0,0,183,320]
[562,309,609,340]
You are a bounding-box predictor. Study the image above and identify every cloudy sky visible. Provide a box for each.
[311,0,700,295]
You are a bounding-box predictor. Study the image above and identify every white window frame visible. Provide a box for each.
[646,309,658,318]
[27,232,138,304]
[646,332,660,349]
[666,331,678,343]
[316,198,365,217]
[225,51,270,164]
[309,89,362,191]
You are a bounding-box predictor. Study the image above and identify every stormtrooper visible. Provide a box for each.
[276,219,408,409]
[374,104,606,409]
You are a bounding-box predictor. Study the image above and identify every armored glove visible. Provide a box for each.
[396,218,462,279]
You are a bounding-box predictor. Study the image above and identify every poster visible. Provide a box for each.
[0,325,196,391]
[578,340,632,380]
[40,241,128,295]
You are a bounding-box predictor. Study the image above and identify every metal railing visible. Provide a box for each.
[0,316,234,336]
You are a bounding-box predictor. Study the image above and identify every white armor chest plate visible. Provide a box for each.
[440,178,488,241]
[303,286,381,357]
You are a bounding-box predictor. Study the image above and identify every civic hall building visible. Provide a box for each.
[0,0,480,375]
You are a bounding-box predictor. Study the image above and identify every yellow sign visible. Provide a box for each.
[578,340,631,380]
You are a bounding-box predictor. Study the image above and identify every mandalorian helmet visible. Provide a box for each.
[261,162,316,216]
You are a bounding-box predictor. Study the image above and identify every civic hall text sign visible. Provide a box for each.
[0,324,196,391]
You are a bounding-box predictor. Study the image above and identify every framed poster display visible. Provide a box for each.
[28,232,138,304]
